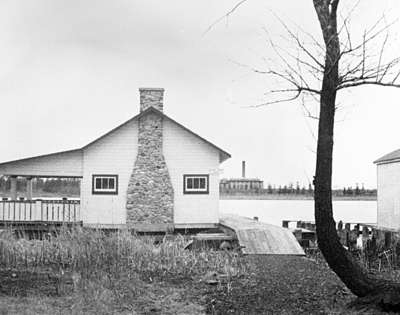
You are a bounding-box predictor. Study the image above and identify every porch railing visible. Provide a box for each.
[0,199,81,223]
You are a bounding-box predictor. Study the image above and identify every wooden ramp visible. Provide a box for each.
[219,214,305,255]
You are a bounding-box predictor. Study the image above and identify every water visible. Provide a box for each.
[220,199,377,227]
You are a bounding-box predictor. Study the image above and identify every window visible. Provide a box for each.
[92,175,118,195]
[183,174,209,194]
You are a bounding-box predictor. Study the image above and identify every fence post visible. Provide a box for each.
[344,223,351,247]
[362,226,369,249]
[36,200,43,221]
[10,176,17,200]
[385,231,392,249]
[349,228,358,250]
[29,201,32,221]
[376,229,385,248]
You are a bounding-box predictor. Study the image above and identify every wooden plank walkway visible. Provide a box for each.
[219,214,305,255]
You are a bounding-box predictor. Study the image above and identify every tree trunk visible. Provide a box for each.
[313,0,400,303]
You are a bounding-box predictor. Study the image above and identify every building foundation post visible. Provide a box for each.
[26,177,33,200]
[10,176,17,200]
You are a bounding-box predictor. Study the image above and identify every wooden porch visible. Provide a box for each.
[0,199,81,225]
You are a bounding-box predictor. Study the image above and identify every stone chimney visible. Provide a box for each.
[126,88,174,226]
[139,88,164,112]
[242,161,246,178]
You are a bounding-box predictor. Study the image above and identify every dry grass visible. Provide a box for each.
[0,228,249,314]
[0,228,247,278]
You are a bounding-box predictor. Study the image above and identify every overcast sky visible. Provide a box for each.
[0,0,399,188]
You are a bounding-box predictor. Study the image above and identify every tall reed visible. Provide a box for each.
[0,227,248,280]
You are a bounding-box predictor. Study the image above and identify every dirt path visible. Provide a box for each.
[202,255,356,314]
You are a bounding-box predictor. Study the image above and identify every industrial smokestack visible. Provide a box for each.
[242,161,246,178]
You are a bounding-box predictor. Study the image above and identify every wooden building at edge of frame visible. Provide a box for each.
[0,88,231,231]
[374,148,400,230]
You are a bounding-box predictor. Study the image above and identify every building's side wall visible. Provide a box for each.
[0,150,83,177]
[82,120,138,225]
[377,162,400,229]
[163,118,220,224]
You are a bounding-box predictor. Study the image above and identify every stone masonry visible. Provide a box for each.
[126,88,174,224]
[139,88,164,112]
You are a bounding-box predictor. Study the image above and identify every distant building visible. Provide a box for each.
[220,161,264,193]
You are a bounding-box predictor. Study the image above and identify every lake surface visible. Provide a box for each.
[220,199,377,227]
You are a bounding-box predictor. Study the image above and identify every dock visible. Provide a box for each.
[219,214,305,255]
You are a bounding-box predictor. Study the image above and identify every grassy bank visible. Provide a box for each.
[0,228,249,314]
[1,228,393,314]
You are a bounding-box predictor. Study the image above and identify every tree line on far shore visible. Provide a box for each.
[267,182,376,196]
[222,182,377,197]
[0,175,377,198]
[0,176,80,196]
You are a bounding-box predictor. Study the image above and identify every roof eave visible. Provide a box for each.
[219,152,231,164]
[374,158,400,165]
[0,148,82,168]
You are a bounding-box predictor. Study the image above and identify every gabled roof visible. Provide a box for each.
[0,107,231,167]
[83,107,230,162]
[374,148,400,165]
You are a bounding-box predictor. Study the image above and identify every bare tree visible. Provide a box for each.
[210,0,400,308]
[312,0,400,308]
[267,0,400,307]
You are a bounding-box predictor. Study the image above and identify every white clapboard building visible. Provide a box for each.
[374,149,400,230]
[0,88,231,231]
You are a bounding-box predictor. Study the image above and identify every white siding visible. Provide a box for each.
[377,162,400,229]
[82,120,138,225]
[0,150,83,177]
[163,118,221,224]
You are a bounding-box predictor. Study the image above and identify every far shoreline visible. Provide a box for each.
[220,194,377,201]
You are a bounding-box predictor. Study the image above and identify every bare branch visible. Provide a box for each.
[377,32,389,81]
[361,31,366,76]
[248,90,302,107]
[273,14,325,70]
[301,101,319,120]
[203,0,248,36]
[336,0,360,44]
[341,18,397,56]
[338,80,400,90]
[214,1,400,111]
